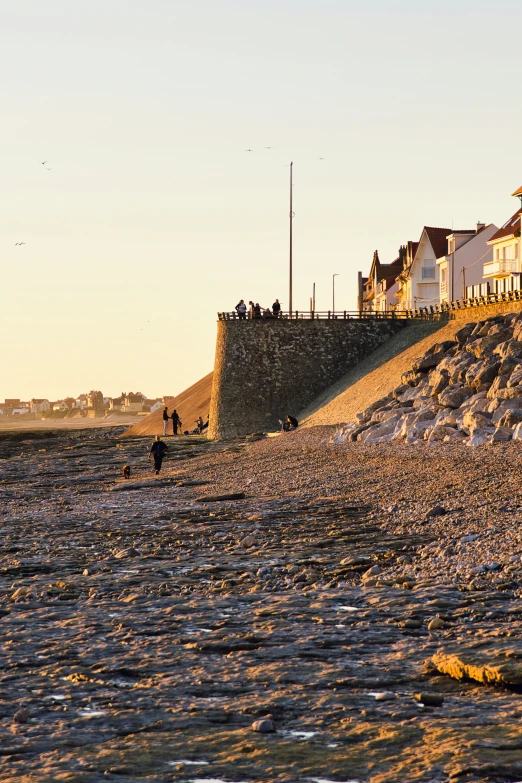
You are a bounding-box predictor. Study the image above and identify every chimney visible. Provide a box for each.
[476,222,485,233]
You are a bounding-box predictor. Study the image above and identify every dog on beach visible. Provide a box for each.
[122,465,131,480]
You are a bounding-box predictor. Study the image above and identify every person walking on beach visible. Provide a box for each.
[235,300,247,320]
[272,298,281,318]
[171,409,181,435]
[162,406,169,435]
[149,435,168,475]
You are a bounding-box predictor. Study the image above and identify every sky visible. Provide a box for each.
[2,0,522,400]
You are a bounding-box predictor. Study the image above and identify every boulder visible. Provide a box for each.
[494,387,522,400]
[470,357,501,389]
[467,332,510,359]
[357,417,400,443]
[462,410,492,434]
[359,395,393,422]
[428,368,450,396]
[372,407,412,424]
[487,375,509,399]
[496,409,522,428]
[413,351,445,372]
[401,370,426,387]
[443,429,466,442]
[459,392,490,415]
[455,323,477,345]
[493,339,522,360]
[438,384,474,408]
[427,425,458,443]
[512,422,522,440]
[507,364,522,388]
[396,380,429,403]
[490,426,512,443]
[467,427,496,446]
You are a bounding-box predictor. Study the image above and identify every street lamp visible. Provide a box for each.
[332,273,340,313]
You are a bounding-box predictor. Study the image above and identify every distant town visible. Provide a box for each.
[0,391,169,420]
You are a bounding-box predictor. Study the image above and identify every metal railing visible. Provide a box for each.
[219,288,522,322]
[217,310,436,321]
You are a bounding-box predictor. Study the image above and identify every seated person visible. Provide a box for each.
[282,414,298,432]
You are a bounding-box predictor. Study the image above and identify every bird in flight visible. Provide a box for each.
[15,242,26,246]
[318,157,325,160]
[39,160,48,165]
[265,146,273,150]
[245,148,253,152]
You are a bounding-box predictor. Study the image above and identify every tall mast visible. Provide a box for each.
[289,161,293,315]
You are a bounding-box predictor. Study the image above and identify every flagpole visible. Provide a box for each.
[289,161,293,316]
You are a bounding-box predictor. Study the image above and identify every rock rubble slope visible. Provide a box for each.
[333,311,522,446]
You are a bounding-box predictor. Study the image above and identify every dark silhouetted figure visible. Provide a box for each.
[150,435,168,474]
[122,465,131,479]
[172,409,181,435]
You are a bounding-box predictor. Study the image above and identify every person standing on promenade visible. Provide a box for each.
[248,300,255,318]
[235,300,247,320]
[162,406,169,435]
[253,302,262,319]
[272,298,281,318]
[149,435,168,475]
[171,409,181,435]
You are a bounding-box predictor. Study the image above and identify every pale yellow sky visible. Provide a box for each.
[2,0,521,399]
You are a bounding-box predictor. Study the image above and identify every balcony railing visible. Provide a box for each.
[483,258,519,277]
[440,281,448,297]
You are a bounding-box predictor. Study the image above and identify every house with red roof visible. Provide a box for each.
[483,188,522,295]
[362,249,403,312]
[395,227,452,310]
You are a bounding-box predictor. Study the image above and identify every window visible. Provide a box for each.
[422,266,435,279]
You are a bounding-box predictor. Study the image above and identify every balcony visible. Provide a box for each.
[483,258,519,278]
[440,281,448,298]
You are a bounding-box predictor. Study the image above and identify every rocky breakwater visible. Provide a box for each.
[333,311,522,446]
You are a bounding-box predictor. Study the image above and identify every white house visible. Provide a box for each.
[30,399,50,414]
[149,400,163,413]
[437,223,499,303]
[483,187,522,295]
[12,407,29,415]
[396,227,453,310]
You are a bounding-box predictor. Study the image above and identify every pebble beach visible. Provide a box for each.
[1,426,522,782]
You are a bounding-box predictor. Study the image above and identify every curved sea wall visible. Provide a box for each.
[208,319,408,440]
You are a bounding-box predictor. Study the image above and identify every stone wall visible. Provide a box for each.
[208,319,408,439]
[451,300,522,320]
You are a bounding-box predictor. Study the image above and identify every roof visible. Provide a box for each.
[487,210,521,243]
[512,185,522,197]
[423,226,452,260]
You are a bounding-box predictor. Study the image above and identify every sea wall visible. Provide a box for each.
[208,319,408,439]
[451,300,522,320]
